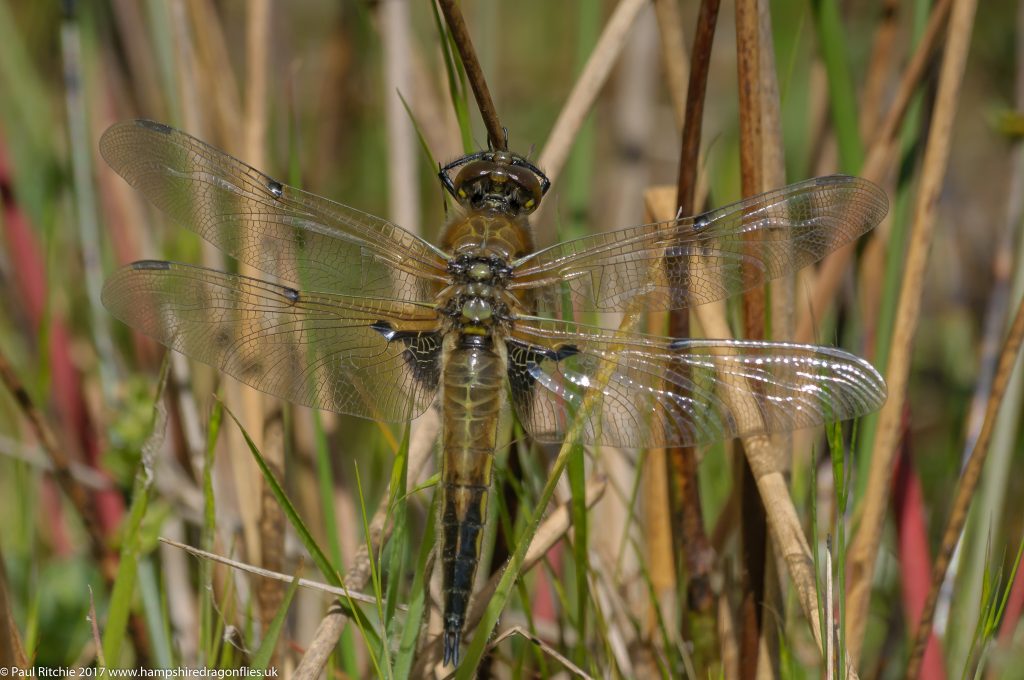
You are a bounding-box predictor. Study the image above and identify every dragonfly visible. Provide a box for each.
[100,119,888,666]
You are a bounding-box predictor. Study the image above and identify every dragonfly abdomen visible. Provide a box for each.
[440,333,503,665]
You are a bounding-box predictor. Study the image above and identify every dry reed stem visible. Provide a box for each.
[169,1,264,594]
[535,0,648,225]
[408,46,463,164]
[845,0,979,663]
[653,0,689,127]
[437,0,505,150]
[664,0,721,645]
[186,0,242,142]
[859,0,901,140]
[111,0,165,118]
[735,0,771,673]
[159,538,395,607]
[381,0,421,234]
[903,257,1024,677]
[487,627,595,680]
[795,0,953,345]
[238,0,286,650]
[753,2,788,674]
[293,410,439,680]
[630,38,679,626]
[693,298,858,674]
[169,1,204,137]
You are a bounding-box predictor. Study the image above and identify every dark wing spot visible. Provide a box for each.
[552,344,579,361]
[817,174,850,186]
[266,179,284,198]
[241,359,264,379]
[692,213,710,231]
[369,322,442,390]
[132,260,171,271]
[370,320,397,341]
[137,120,173,134]
[282,287,300,303]
[401,332,443,391]
[213,328,233,349]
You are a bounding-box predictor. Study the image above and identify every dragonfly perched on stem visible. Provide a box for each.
[99,119,887,666]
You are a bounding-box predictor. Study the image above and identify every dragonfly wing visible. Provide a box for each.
[100,120,450,300]
[103,261,443,420]
[506,318,886,447]
[510,176,887,313]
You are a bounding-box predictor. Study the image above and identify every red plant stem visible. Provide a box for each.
[0,144,125,538]
[893,443,947,680]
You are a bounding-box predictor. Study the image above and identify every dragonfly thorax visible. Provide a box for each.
[448,254,512,286]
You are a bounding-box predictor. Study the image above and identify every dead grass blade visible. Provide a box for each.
[159,538,394,608]
[536,0,648,211]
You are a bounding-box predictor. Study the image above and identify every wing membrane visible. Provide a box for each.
[100,120,449,300]
[510,176,887,313]
[506,318,886,447]
[102,261,443,420]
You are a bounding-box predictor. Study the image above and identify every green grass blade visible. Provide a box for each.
[198,399,222,665]
[393,486,439,678]
[102,359,170,665]
[221,401,342,588]
[430,0,473,152]
[808,0,864,172]
[381,428,412,669]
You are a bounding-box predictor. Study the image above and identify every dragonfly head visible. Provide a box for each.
[440,150,550,217]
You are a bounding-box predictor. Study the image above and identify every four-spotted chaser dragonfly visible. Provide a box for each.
[100,119,887,666]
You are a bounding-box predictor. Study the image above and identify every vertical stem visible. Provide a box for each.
[665,0,721,671]
[437,0,505,150]
[845,0,979,662]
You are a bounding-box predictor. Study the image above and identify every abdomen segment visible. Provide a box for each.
[440,335,503,665]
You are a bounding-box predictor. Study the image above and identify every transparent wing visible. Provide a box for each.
[102,261,444,420]
[99,120,450,300]
[505,318,886,447]
[510,176,887,313]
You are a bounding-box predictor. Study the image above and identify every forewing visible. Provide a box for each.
[510,175,887,313]
[506,318,886,447]
[102,261,443,420]
[100,120,450,300]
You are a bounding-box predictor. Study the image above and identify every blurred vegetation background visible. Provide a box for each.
[0,0,1022,677]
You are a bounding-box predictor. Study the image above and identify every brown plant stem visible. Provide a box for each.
[734,0,771,675]
[845,0,979,663]
[669,0,720,647]
[437,0,505,150]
